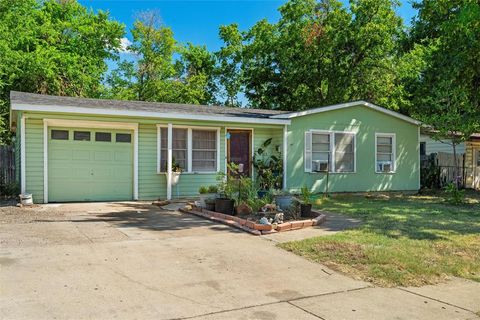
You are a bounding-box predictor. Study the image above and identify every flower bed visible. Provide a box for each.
[180,204,326,235]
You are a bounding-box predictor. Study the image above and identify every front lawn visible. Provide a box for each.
[279,191,480,287]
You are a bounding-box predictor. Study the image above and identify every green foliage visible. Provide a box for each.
[420,156,441,189]
[0,181,19,198]
[0,0,124,142]
[404,0,480,154]
[219,0,405,110]
[207,185,218,194]
[444,183,465,205]
[300,186,313,205]
[105,11,217,105]
[198,186,208,194]
[253,138,283,190]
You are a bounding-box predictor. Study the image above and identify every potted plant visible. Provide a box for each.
[300,186,313,217]
[214,166,236,215]
[204,198,216,211]
[273,189,294,210]
[253,138,283,198]
[171,157,182,186]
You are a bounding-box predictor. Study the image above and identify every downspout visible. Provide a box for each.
[167,123,173,200]
[20,114,26,194]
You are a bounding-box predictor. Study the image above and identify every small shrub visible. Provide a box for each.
[0,182,19,198]
[198,186,208,194]
[207,185,218,194]
[444,183,465,205]
[300,186,313,205]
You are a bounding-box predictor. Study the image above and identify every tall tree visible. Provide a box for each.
[220,0,405,110]
[404,0,480,185]
[0,0,124,141]
[106,11,217,105]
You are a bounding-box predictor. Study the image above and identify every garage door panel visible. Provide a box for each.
[94,151,113,161]
[72,150,91,161]
[48,128,133,202]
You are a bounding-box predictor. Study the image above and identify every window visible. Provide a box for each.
[376,134,395,173]
[158,126,219,173]
[116,133,131,143]
[159,128,188,172]
[95,132,111,142]
[305,131,355,173]
[334,133,355,172]
[51,130,69,140]
[74,131,90,141]
[311,133,331,172]
[476,150,480,167]
[192,129,217,172]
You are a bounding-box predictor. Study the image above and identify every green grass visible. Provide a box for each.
[279,191,480,287]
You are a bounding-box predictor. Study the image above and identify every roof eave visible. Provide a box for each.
[270,100,421,126]
[11,103,291,125]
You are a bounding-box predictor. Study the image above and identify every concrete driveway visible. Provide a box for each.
[0,202,478,320]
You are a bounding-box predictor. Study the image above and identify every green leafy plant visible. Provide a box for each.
[444,183,465,205]
[171,157,182,173]
[253,138,283,191]
[198,186,208,194]
[207,185,218,194]
[300,186,313,205]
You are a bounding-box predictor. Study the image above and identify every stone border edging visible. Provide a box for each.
[179,206,327,236]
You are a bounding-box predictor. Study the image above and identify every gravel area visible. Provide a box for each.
[0,202,69,224]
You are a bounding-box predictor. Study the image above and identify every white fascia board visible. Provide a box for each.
[12,103,291,125]
[271,101,421,126]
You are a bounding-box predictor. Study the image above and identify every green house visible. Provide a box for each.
[10,91,421,203]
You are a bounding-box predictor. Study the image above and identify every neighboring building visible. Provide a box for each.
[10,91,421,203]
[420,130,480,190]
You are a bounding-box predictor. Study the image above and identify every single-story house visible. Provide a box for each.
[420,131,480,189]
[10,91,421,203]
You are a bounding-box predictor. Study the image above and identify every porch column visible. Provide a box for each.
[167,123,173,200]
[283,124,288,190]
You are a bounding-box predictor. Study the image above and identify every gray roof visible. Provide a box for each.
[10,91,290,119]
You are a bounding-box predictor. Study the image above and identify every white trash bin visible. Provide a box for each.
[20,193,33,206]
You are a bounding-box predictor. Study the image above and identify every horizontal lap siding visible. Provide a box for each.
[21,112,284,202]
[465,141,479,189]
[287,106,420,193]
[25,118,44,203]
[138,124,165,200]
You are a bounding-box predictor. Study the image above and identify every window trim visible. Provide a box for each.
[157,124,221,174]
[375,132,396,174]
[305,129,357,174]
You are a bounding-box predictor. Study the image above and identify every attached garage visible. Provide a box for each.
[48,127,134,202]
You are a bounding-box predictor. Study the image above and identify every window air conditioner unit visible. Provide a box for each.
[378,161,392,173]
[312,160,329,172]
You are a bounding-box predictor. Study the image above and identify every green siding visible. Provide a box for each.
[22,112,284,202]
[286,105,420,193]
[25,118,44,203]
[14,112,22,184]
[20,104,419,203]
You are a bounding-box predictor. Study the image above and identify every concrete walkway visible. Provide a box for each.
[0,202,478,320]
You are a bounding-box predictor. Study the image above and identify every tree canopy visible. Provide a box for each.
[0,0,478,144]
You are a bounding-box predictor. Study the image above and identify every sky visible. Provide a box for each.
[78,0,418,53]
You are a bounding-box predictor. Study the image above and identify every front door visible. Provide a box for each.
[227,130,252,177]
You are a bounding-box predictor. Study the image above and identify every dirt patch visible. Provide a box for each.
[0,203,68,224]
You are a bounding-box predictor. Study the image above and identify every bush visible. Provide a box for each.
[444,183,465,205]
[207,185,218,194]
[198,185,208,194]
[0,182,19,198]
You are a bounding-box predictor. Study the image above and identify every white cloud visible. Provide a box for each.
[119,37,133,53]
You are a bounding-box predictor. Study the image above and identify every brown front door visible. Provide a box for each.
[227,130,252,177]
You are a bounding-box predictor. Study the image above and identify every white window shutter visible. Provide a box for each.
[304,131,312,172]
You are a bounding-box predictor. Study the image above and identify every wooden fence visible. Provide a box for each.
[0,145,15,186]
